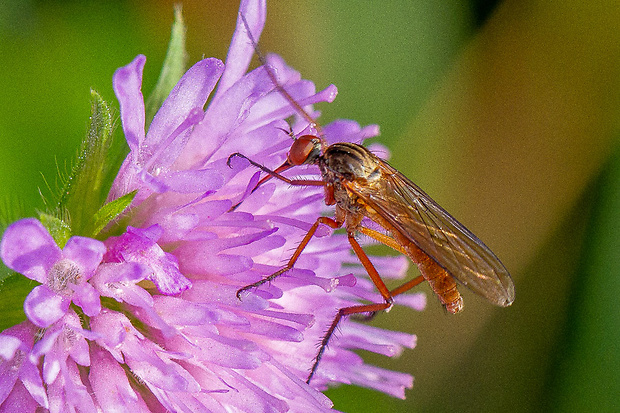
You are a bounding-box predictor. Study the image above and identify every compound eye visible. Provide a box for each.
[288,135,319,165]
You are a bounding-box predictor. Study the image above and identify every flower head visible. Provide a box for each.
[0,0,425,410]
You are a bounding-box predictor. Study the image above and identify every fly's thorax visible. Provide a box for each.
[318,143,381,214]
[320,143,381,183]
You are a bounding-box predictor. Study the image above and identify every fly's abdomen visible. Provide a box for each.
[404,240,464,314]
[425,267,464,314]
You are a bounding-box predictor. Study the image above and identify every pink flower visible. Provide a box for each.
[0,0,425,410]
[1,219,105,328]
[0,323,48,410]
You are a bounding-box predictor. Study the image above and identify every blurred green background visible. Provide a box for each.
[1,0,619,411]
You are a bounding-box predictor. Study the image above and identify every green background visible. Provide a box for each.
[1,0,619,411]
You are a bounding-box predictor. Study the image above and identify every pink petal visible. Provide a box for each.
[177,252,252,276]
[113,54,146,152]
[322,119,380,145]
[394,292,427,311]
[153,296,220,326]
[146,58,225,168]
[0,218,61,283]
[92,264,154,308]
[89,346,148,412]
[179,331,263,370]
[155,168,224,194]
[46,360,97,413]
[215,0,267,98]
[0,336,21,360]
[0,360,19,406]
[367,142,391,160]
[179,66,275,167]
[19,358,48,408]
[0,381,40,412]
[349,364,413,400]
[23,285,69,328]
[105,226,191,295]
[90,310,133,352]
[94,262,150,284]
[61,236,106,279]
[71,282,101,317]
[124,346,199,393]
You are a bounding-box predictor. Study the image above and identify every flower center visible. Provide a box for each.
[61,325,77,349]
[47,259,82,295]
[10,349,24,371]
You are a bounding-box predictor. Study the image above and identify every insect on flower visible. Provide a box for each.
[229,13,515,384]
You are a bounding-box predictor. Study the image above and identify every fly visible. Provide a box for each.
[229,12,515,384]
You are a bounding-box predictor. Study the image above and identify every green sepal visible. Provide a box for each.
[145,5,188,127]
[38,212,71,248]
[56,90,115,236]
[88,190,137,237]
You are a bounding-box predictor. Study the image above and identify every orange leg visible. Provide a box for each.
[390,275,426,296]
[227,153,325,211]
[307,300,393,383]
[307,229,428,383]
[356,226,430,297]
[360,225,463,313]
[353,274,426,322]
[357,226,408,255]
[227,153,325,187]
[236,216,343,298]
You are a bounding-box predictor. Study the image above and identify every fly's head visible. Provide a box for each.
[286,135,324,166]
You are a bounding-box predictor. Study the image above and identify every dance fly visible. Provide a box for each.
[229,12,515,384]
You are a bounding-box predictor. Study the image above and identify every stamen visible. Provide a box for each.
[9,350,24,371]
[47,259,82,295]
[61,326,77,348]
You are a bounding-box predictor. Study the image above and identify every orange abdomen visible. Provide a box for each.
[404,242,464,314]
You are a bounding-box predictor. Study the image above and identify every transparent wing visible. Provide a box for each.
[349,160,514,307]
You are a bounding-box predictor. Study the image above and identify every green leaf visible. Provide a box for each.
[56,90,115,236]
[145,5,188,127]
[88,190,137,237]
[0,274,32,330]
[0,264,13,284]
[38,212,71,248]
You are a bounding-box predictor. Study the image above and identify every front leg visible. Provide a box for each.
[227,152,325,187]
[227,152,325,211]
[236,215,344,299]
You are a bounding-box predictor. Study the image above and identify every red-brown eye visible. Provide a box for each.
[287,135,320,165]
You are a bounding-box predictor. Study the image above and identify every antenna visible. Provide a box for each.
[238,12,326,143]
